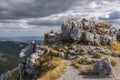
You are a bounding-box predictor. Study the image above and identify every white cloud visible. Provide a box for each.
[1,0,120,37]
[89,1,97,8]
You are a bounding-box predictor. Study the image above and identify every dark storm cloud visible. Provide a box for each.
[0,0,79,19]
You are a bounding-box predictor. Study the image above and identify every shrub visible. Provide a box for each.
[38,57,67,80]
[95,22,111,28]
[9,68,19,80]
[110,58,117,67]
[108,42,120,57]
[72,62,80,69]
[74,57,97,65]
[50,48,58,56]
[81,67,91,75]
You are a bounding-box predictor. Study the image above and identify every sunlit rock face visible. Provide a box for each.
[61,18,118,45]
[44,18,118,45]
[61,18,83,41]
[117,29,120,42]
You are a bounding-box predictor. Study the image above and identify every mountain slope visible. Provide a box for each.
[0,41,27,74]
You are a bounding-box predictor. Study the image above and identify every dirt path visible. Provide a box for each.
[57,60,120,80]
[57,60,84,80]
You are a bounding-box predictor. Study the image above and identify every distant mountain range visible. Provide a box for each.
[0,36,43,41]
[0,36,44,44]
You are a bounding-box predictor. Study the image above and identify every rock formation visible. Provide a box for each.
[0,71,11,80]
[117,29,120,42]
[1,18,120,80]
[91,57,113,77]
[18,44,45,80]
[44,30,62,44]
[45,18,118,45]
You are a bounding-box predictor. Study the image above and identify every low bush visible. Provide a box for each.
[108,42,120,57]
[81,66,91,75]
[110,58,117,67]
[72,62,80,69]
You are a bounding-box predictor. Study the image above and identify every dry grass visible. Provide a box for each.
[72,62,81,69]
[73,57,97,65]
[110,57,117,67]
[9,68,19,80]
[108,42,120,57]
[9,54,67,80]
[81,66,91,75]
[50,48,58,56]
[95,22,111,28]
[38,57,67,80]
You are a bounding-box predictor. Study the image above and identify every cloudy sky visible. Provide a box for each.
[0,0,120,37]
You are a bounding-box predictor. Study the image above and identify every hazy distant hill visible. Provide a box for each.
[0,41,27,74]
[0,36,43,41]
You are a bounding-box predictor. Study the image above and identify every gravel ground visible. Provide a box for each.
[57,60,120,80]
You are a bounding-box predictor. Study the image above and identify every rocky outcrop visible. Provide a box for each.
[45,18,118,45]
[0,71,11,80]
[91,57,113,77]
[117,29,120,42]
[2,18,120,80]
[61,18,118,45]
[100,35,117,45]
[19,45,45,80]
[61,18,83,41]
[44,30,62,44]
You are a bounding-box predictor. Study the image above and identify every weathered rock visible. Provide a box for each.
[61,18,82,41]
[94,47,105,54]
[70,27,82,41]
[81,18,94,30]
[81,32,94,45]
[91,57,113,77]
[117,29,120,42]
[92,52,101,59]
[68,50,76,55]
[19,45,45,80]
[109,27,118,36]
[59,52,66,59]
[94,34,101,45]
[79,47,87,55]
[100,35,116,45]
[0,71,11,80]
[44,31,62,44]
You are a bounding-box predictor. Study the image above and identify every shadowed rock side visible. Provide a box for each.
[90,57,113,76]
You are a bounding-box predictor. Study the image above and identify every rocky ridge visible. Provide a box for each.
[1,18,120,80]
[45,18,118,45]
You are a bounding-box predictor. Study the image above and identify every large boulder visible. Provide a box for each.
[70,27,82,42]
[81,18,94,30]
[91,57,113,77]
[60,18,118,45]
[100,35,116,45]
[19,45,45,80]
[81,32,94,45]
[61,18,82,41]
[94,34,101,45]
[117,29,120,42]
[109,27,118,36]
